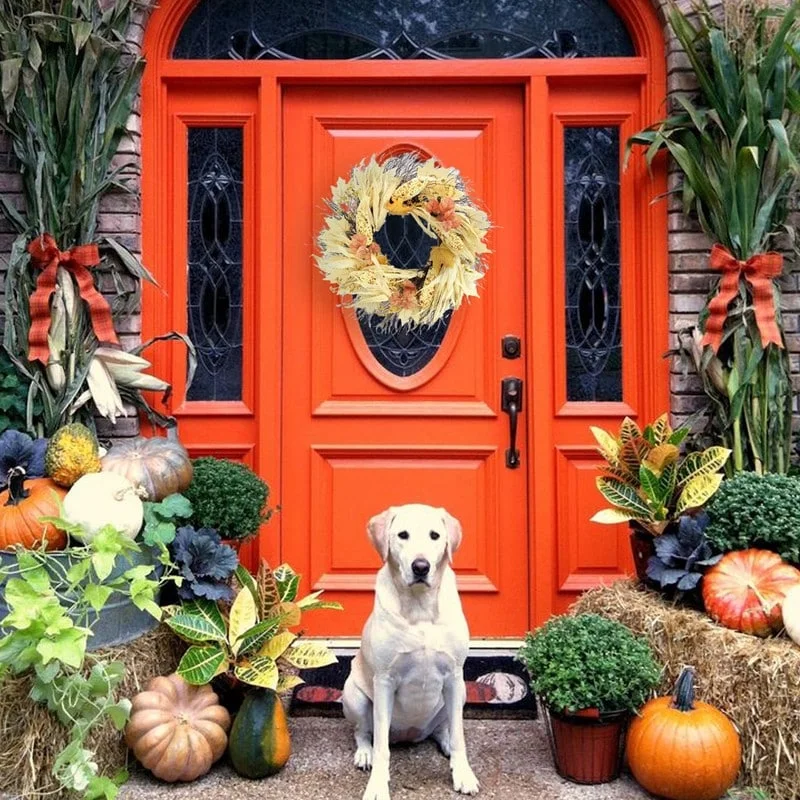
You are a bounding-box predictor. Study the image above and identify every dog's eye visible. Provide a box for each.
[397,531,410,540]
[430,531,441,540]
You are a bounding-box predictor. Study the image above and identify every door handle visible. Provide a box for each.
[501,377,523,469]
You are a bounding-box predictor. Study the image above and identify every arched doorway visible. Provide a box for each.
[141,0,669,636]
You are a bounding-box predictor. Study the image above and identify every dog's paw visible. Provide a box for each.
[452,760,480,795]
[361,774,391,800]
[354,744,373,771]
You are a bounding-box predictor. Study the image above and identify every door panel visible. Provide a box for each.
[282,85,527,636]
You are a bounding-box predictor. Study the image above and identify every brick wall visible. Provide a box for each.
[0,0,797,440]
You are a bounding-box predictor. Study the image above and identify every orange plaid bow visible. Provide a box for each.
[700,243,784,353]
[27,233,119,365]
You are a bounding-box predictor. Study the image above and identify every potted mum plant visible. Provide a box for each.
[590,414,730,580]
[184,457,274,551]
[517,614,661,785]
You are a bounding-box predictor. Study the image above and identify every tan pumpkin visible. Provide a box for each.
[125,673,231,782]
[101,428,192,501]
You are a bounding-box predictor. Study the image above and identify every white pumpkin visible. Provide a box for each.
[63,472,144,541]
[782,584,800,646]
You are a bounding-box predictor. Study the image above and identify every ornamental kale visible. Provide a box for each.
[646,513,722,594]
[0,429,47,488]
[171,526,238,602]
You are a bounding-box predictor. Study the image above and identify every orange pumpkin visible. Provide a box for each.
[627,667,741,800]
[702,549,800,636]
[125,673,231,783]
[0,467,66,550]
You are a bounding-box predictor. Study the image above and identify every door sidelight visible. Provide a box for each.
[501,377,523,469]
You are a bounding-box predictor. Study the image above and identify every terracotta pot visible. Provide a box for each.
[628,523,656,583]
[543,704,630,784]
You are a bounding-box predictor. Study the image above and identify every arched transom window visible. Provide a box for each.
[174,0,635,61]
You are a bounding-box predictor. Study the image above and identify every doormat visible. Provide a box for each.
[291,654,537,719]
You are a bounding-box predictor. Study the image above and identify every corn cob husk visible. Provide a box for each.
[87,356,127,423]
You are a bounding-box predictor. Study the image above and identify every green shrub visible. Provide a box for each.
[516,614,661,714]
[185,457,273,540]
[0,349,40,435]
[705,472,800,562]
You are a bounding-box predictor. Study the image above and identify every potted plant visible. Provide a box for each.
[0,525,165,797]
[165,560,342,778]
[590,414,730,580]
[627,0,800,476]
[516,614,661,785]
[704,472,800,564]
[184,457,274,550]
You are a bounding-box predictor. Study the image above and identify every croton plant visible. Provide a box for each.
[166,561,342,692]
[591,415,731,535]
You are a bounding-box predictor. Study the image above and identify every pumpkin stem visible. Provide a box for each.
[5,467,30,507]
[671,666,696,712]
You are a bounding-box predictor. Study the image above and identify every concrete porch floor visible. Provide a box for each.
[121,717,650,800]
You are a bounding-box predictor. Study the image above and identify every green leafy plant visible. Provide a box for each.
[0,348,41,435]
[627,0,800,475]
[167,561,341,691]
[705,471,800,562]
[590,414,730,534]
[0,0,193,435]
[0,525,164,799]
[141,493,193,547]
[516,613,661,715]
[184,457,274,540]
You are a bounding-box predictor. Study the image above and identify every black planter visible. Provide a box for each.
[542,704,630,785]
[628,523,656,583]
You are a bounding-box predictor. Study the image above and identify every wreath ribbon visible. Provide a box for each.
[27,233,119,364]
[700,243,784,353]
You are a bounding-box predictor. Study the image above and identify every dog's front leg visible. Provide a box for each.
[362,673,394,800]
[443,673,479,795]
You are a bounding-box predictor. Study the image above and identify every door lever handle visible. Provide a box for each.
[501,377,523,469]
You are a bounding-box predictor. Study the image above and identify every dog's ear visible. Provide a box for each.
[367,508,394,562]
[441,509,462,564]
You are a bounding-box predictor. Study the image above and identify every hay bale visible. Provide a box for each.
[573,580,800,800]
[0,625,185,799]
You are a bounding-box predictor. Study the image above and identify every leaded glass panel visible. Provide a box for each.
[174,0,635,60]
[357,215,451,378]
[564,126,622,402]
[187,127,244,401]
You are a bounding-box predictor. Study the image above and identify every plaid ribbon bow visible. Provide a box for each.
[700,243,784,353]
[27,233,119,365]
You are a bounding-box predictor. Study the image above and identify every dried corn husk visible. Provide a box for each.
[86,356,126,423]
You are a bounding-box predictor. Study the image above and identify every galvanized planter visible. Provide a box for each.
[0,545,162,651]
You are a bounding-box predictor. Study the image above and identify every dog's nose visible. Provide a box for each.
[412,558,430,578]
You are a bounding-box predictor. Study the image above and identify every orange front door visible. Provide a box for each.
[282,85,528,636]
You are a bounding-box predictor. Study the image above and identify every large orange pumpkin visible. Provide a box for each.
[125,673,231,783]
[627,667,740,800]
[702,549,800,636]
[0,467,66,550]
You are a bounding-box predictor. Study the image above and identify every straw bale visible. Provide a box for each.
[573,580,800,800]
[0,625,185,799]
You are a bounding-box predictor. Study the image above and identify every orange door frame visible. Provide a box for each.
[141,0,669,628]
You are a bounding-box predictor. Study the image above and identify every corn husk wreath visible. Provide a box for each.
[316,154,491,327]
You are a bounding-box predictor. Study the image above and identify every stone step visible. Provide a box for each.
[121,717,649,800]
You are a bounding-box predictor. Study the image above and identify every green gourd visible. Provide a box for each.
[228,689,291,779]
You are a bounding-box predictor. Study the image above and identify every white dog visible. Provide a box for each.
[342,504,479,800]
